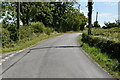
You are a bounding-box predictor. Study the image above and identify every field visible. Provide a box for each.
[91,27,120,42]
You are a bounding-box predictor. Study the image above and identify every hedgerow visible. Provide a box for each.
[2,22,54,48]
[82,33,120,65]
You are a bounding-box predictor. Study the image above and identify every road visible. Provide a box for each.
[2,33,113,78]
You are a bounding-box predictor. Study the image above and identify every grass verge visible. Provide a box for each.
[78,35,120,79]
[1,33,63,54]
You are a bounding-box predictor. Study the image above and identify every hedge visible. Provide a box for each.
[2,22,55,48]
[82,33,120,62]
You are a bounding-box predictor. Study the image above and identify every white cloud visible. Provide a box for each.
[99,13,111,17]
[80,9,84,13]
[97,13,118,19]
[92,13,111,19]
[104,2,118,7]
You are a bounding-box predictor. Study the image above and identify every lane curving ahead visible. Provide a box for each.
[2,33,113,78]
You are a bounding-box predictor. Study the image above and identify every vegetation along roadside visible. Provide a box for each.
[1,22,64,54]
[1,2,87,54]
[79,28,120,79]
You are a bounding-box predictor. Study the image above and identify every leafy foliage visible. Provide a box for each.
[1,2,87,32]
[45,27,54,35]
[103,21,119,29]
[20,25,34,40]
[1,2,87,48]
[82,33,120,62]
[93,21,101,28]
[2,28,12,47]
[30,22,46,33]
[80,36,120,78]
[2,21,55,48]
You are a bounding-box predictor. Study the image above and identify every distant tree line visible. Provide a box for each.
[86,20,120,29]
[102,20,120,29]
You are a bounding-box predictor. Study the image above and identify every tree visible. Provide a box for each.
[104,21,118,28]
[50,2,73,31]
[1,2,87,32]
[17,2,20,40]
[80,14,87,30]
[93,21,100,28]
[51,2,87,32]
[2,2,17,25]
[28,2,53,27]
[1,2,88,48]
[88,0,93,35]
[2,2,18,41]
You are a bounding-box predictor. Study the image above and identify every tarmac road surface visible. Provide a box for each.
[2,33,113,78]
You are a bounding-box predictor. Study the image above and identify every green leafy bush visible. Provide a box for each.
[20,25,34,40]
[2,28,13,48]
[2,22,55,48]
[45,27,54,35]
[30,22,46,33]
[6,24,18,41]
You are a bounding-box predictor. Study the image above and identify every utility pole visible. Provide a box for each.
[95,12,98,27]
[88,0,93,35]
[118,1,120,26]
[17,1,20,41]
[96,12,98,22]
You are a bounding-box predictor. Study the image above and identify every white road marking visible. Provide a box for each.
[1,59,5,62]
[0,49,25,65]
[0,63,2,66]
[4,57,9,60]
[9,54,15,57]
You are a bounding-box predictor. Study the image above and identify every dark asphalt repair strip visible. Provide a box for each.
[27,45,82,53]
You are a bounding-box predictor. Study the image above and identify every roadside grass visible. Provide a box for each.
[1,33,63,54]
[79,35,120,79]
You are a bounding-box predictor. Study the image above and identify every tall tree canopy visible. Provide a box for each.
[1,2,87,32]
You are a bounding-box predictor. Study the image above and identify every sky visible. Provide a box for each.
[77,1,119,26]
